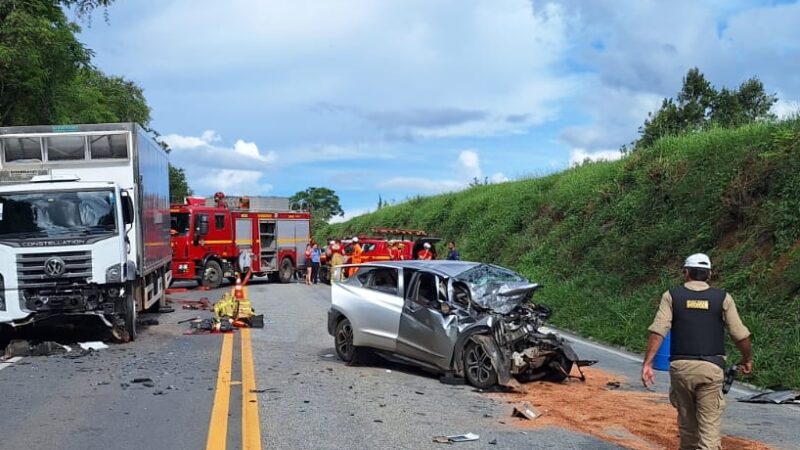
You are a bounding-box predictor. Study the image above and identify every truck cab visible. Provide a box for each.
[0,123,172,340]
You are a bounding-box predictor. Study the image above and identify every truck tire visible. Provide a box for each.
[202,260,224,289]
[122,291,138,342]
[278,258,293,283]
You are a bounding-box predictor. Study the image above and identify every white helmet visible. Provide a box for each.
[423,242,431,249]
[329,240,335,245]
[684,253,711,269]
[352,237,359,243]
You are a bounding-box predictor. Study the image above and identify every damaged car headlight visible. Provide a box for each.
[106,264,122,283]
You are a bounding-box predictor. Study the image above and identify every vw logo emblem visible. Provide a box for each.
[44,257,66,278]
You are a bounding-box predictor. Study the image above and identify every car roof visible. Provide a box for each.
[359,260,482,277]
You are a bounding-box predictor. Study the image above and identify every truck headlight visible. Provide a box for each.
[106,264,122,283]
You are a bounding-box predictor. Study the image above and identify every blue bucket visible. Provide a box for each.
[653,331,671,371]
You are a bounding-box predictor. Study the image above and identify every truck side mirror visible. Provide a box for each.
[197,215,209,236]
[121,191,134,225]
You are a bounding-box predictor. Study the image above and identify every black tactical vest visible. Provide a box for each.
[670,285,726,359]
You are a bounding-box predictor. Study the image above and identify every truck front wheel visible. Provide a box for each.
[278,258,293,283]
[202,260,223,289]
[121,291,137,342]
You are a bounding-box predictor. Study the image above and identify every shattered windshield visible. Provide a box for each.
[456,264,536,314]
[0,190,117,239]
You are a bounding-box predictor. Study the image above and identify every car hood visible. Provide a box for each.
[467,281,540,315]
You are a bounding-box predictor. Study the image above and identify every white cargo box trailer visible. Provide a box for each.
[0,123,171,340]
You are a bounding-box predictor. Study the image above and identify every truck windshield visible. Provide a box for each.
[0,190,117,239]
[171,212,190,236]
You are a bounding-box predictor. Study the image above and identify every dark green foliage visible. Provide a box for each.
[169,165,192,203]
[0,0,192,199]
[291,187,345,237]
[321,119,800,389]
[637,68,777,149]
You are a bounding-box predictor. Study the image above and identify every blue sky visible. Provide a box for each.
[74,0,800,220]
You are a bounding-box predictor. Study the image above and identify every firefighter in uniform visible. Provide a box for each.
[348,237,363,277]
[642,253,753,450]
[417,242,433,260]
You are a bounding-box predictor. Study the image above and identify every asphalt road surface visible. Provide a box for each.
[0,279,797,450]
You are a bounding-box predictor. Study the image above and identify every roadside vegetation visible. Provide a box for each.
[322,117,800,390]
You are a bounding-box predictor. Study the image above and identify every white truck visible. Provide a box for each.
[0,123,172,341]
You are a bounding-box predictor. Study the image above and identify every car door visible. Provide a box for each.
[396,270,460,369]
[331,265,403,352]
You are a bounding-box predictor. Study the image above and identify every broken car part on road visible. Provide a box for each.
[328,261,595,389]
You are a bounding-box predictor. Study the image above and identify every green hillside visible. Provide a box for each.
[321,119,800,390]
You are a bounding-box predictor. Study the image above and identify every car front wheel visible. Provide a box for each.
[463,340,498,388]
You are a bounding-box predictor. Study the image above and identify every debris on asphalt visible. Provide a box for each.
[131,377,156,387]
[321,353,335,359]
[488,438,498,445]
[250,389,268,393]
[512,402,540,421]
[432,433,480,444]
[137,318,160,327]
[4,340,70,357]
[606,381,622,390]
[373,419,383,423]
[415,391,425,395]
[738,391,800,404]
[78,341,109,351]
[153,390,166,395]
[170,297,211,310]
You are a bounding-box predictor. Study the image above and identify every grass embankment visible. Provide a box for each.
[321,119,800,390]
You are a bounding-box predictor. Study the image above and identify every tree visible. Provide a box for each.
[169,165,193,203]
[634,68,779,150]
[0,0,192,199]
[291,187,344,223]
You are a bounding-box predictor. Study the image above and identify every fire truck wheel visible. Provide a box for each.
[278,258,293,283]
[202,260,224,289]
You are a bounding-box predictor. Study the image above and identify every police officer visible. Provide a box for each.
[642,253,753,450]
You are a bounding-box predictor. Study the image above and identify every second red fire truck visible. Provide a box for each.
[169,193,310,288]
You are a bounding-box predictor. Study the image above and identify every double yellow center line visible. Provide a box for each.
[206,329,263,450]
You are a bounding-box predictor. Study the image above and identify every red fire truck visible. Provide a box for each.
[169,194,310,288]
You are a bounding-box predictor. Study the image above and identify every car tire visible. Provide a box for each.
[544,355,573,382]
[463,340,498,389]
[334,318,362,364]
[202,260,223,289]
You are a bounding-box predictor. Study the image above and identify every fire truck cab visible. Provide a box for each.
[170,195,310,288]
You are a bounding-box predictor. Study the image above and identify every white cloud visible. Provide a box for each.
[162,129,219,150]
[772,99,800,119]
[379,177,465,193]
[457,150,481,179]
[233,140,276,162]
[197,169,272,195]
[569,148,624,167]
[329,208,372,224]
[490,173,510,183]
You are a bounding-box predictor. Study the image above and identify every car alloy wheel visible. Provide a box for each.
[464,341,498,388]
[335,319,355,362]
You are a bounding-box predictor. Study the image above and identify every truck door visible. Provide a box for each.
[234,218,254,272]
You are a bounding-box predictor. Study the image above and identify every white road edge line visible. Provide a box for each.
[0,356,23,371]
[547,327,759,396]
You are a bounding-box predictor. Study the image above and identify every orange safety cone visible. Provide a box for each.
[233,274,245,300]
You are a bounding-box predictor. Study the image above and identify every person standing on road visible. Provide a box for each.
[348,237,363,277]
[304,243,313,285]
[417,242,433,260]
[642,253,753,450]
[310,243,322,284]
[446,241,460,260]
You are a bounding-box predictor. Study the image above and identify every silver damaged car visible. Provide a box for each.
[327,261,594,388]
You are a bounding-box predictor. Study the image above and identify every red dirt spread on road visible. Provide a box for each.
[493,367,771,450]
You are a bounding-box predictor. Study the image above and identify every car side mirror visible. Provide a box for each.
[121,191,134,226]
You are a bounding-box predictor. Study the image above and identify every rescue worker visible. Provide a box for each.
[446,241,460,260]
[642,253,753,450]
[388,240,400,261]
[396,242,406,260]
[330,240,345,271]
[417,242,433,260]
[348,237,363,277]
